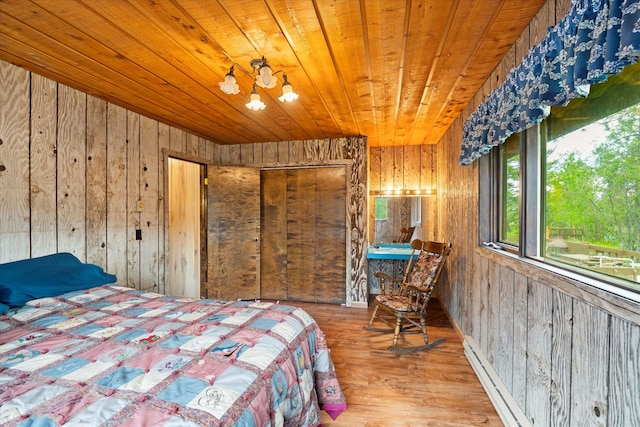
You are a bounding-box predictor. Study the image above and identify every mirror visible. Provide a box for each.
[372,197,423,243]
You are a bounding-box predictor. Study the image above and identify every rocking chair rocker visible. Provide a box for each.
[364,239,452,354]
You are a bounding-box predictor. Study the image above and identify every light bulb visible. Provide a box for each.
[218,72,239,95]
[256,65,277,89]
[279,82,299,102]
[245,92,266,111]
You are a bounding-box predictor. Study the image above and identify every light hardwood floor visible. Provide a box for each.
[288,299,503,427]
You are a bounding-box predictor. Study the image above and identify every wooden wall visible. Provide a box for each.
[0,59,368,306]
[0,59,214,294]
[436,0,640,425]
[369,144,438,242]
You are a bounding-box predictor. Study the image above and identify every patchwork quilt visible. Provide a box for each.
[0,285,346,426]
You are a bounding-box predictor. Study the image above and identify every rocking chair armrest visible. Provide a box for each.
[404,283,435,298]
[373,271,405,295]
[405,282,434,291]
[373,271,403,282]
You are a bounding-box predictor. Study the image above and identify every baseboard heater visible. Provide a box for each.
[463,336,532,427]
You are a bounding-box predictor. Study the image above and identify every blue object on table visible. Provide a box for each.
[366,244,413,260]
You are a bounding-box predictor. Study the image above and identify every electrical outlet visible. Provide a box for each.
[135,229,142,240]
[136,199,144,212]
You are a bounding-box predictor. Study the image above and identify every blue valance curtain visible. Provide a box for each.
[459,0,640,166]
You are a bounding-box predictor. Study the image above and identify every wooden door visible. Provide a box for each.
[261,169,288,299]
[205,165,260,301]
[261,166,346,304]
[168,158,201,298]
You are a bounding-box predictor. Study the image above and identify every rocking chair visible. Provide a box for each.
[396,226,415,243]
[364,239,452,354]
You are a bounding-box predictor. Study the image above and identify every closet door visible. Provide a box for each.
[206,165,260,301]
[261,166,346,304]
[261,169,288,299]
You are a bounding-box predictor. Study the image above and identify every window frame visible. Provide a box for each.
[479,106,640,297]
[479,127,538,257]
[496,133,525,251]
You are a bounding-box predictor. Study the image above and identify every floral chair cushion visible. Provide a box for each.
[374,294,410,311]
[408,251,441,289]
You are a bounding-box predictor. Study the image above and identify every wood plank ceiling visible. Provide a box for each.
[0,0,546,147]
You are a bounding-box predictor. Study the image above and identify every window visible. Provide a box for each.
[374,197,388,220]
[482,60,640,294]
[410,197,422,226]
[498,133,521,247]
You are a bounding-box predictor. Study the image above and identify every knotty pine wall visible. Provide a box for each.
[436,0,640,426]
[0,59,368,306]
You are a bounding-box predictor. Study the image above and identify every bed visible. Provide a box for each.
[0,253,346,426]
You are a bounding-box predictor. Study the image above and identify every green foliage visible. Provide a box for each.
[374,197,388,220]
[546,104,640,251]
[503,151,520,245]
[594,104,640,251]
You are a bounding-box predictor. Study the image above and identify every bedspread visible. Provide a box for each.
[0,285,346,426]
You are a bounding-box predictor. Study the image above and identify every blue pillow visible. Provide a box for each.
[0,302,8,314]
[0,253,117,307]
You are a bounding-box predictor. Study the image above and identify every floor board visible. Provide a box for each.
[285,299,503,426]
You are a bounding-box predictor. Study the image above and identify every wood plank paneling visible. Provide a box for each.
[0,61,30,262]
[512,273,529,409]
[550,289,573,427]
[260,169,288,300]
[169,127,186,153]
[158,123,170,295]
[205,137,216,164]
[57,85,87,258]
[262,141,278,164]
[277,141,289,164]
[240,143,254,165]
[106,104,129,283]
[140,115,160,292]
[30,74,58,257]
[526,280,553,426]
[608,316,640,427]
[86,96,108,267]
[486,261,501,365]
[127,112,141,289]
[0,59,193,296]
[498,266,515,390]
[313,167,347,304]
[186,133,198,157]
[571,300,609,426]
[197,136,207,160]
[477,256,490,352]
[403,145,420,190]
[289,140,303,163]
[287,168,319,302]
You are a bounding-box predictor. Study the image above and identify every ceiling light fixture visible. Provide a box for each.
[246,83,266,111]
[219,56,299,110]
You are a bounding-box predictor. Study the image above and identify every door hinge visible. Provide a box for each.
[203,177,208,186]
